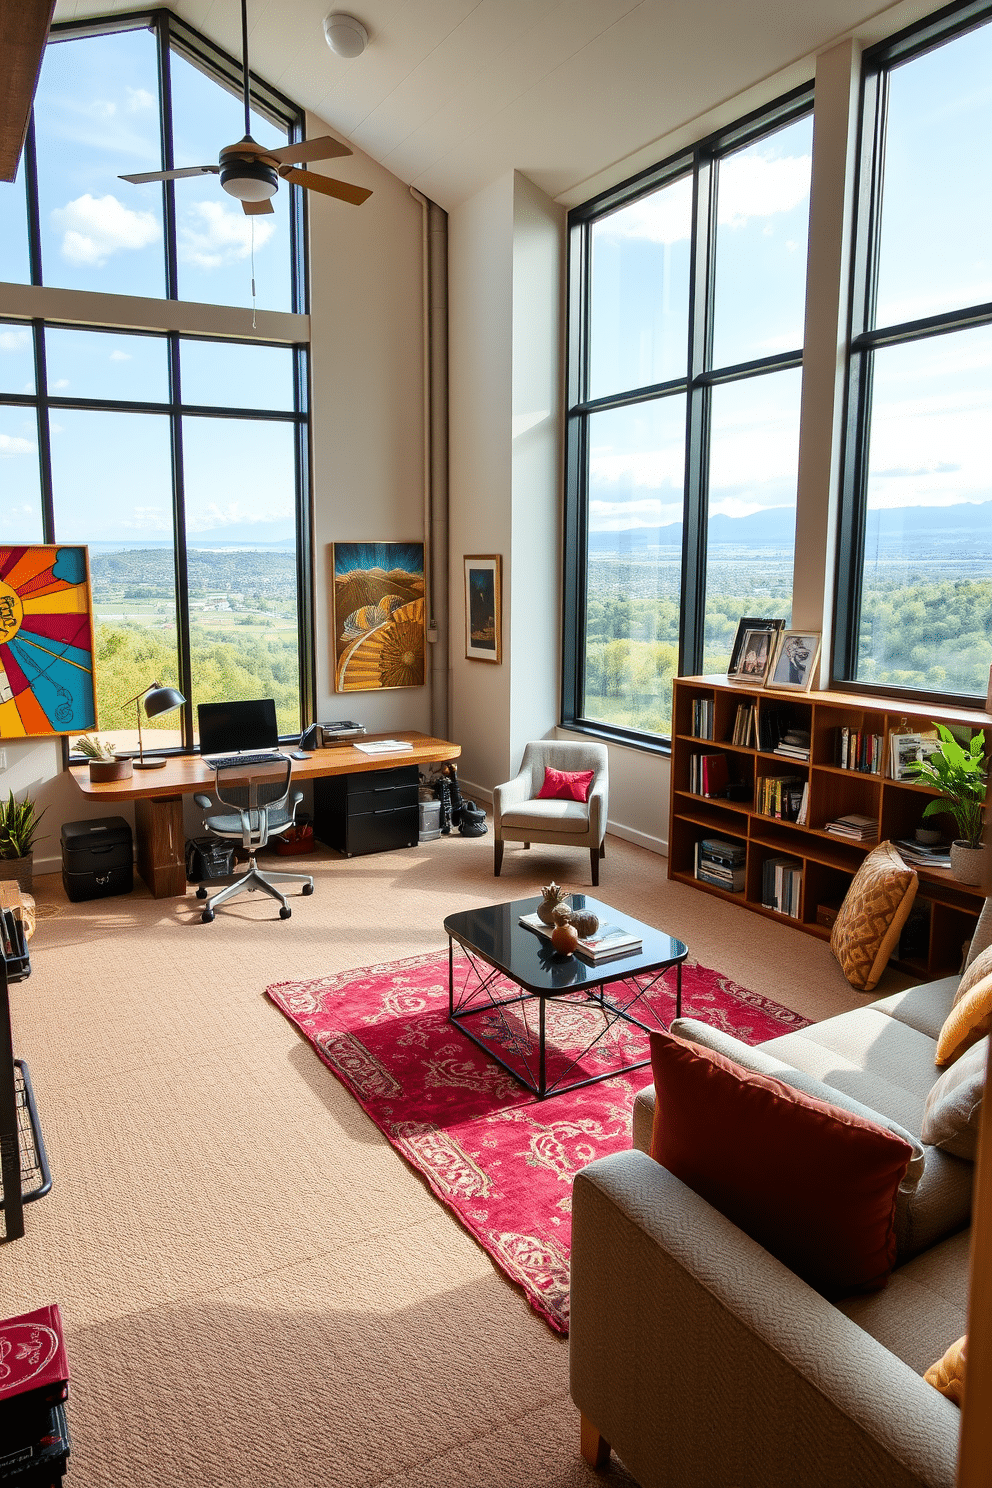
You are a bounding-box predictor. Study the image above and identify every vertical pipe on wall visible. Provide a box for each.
[410,187,450,741]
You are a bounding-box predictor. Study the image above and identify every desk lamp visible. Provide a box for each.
[124,681,186,770]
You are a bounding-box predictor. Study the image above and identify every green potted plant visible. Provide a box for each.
[74,734,133,783]
[904,724,987,885]
[0,790,47,895]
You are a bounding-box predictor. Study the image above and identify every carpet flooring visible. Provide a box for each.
[269,947,808,1332]
[1,823,898,1486]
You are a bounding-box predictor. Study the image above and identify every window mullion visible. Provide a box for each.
[33,322,55,543]
[680,152,716,678]
[168,334,194,749]
[157,13,179,303]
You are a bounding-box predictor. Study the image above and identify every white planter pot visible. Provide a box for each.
[949,840,989,887]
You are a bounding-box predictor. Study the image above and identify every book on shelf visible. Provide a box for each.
[691,697,714,740]
[835,727,883,773]
[774,727,810,762]
[889,731,922,780]
[695,752,729,797]
[761,855,803,917]
[796,780,809,827]
[731,702,756,747]
[893,837,952,869]
[756,774,805,821]
[519,912,642,962]
[825,813,878,841]
[695,837,746,893]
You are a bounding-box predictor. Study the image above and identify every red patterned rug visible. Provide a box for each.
[266,949,808,1334]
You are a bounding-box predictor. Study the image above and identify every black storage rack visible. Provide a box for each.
[0,907,52,1241]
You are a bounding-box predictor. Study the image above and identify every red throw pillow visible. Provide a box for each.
[649,1029,913,1297]
[537,766,595,803]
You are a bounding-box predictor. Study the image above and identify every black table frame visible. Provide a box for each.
[444,897,687,1100]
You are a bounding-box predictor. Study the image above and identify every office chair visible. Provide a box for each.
[192,757,314,923]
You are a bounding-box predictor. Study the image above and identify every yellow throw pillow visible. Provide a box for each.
[925,1335,966,1405]
[935,970,992,1067]
[830,842,918,993]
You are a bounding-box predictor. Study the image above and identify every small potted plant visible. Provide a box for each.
[905,723,987,885]
[0,790,46,894]
[74,735,133,783]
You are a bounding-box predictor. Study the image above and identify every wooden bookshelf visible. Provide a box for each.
[669,675,990,978]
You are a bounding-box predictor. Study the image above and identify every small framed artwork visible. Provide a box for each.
[767,630,821,692]
[464,555,502,663]
[727,626,776,684]
[727,617,784,678]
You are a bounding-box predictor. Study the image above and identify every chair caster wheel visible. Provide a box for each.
[302,883,314,896]
[279,906,292,919]
[196,887,208,899]
[201,908,214,923]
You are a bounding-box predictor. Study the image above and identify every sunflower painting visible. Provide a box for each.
[332,542,426,693]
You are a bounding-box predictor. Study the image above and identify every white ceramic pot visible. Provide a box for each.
[949,840,989,887]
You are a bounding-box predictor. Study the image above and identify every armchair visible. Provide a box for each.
[493,740,608,886]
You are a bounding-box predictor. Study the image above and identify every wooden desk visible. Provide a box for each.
[68,732,461,898]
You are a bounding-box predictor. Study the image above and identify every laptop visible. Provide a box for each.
[197,698,283,766]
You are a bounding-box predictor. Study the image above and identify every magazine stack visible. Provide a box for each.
[0,1304,71,1485]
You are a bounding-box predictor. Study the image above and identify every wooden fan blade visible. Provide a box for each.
[268,136,352,167]
[242,198,275,215]
[280,167,371,206]
[120,166,219,184]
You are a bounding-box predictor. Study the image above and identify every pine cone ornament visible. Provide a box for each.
[537,882,570,926]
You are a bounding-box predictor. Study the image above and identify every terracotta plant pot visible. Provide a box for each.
[949,840,989,887]
[88,758,133,783]
[0,855,33,895]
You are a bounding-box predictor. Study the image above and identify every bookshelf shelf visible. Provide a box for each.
[669,675,990,978]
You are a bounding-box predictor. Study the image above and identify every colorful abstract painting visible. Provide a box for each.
[332,542,425,692]
[0,546,97,737]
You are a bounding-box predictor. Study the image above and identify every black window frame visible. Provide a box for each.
[562,82,814,753]
[833,0,992,711]
[1,8,315,751]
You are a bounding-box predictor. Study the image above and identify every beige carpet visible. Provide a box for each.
[3,824,890,1487]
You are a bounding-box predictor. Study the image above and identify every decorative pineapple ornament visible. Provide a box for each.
[537,882,570,926]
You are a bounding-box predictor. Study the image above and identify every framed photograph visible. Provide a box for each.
[727,617,784,678]
[331,542,425,692]
[464,555,502,663]
[0,544,97,737]
[728,626,776,684]
[767,630,821,692]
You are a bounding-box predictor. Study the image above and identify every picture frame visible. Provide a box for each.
[767,630,821,692]
[727,617,784,679]
[727,626,776,684]
[0,544,97,737]
[464,555,502,663]
[331,542,426,693]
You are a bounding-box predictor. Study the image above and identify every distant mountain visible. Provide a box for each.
[586,501,992,551]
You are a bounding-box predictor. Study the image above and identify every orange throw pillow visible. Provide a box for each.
[935,970,992,1067]
[925,1335,967,1405]
[649,1028,914,1298]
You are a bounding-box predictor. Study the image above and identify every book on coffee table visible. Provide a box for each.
[519,912,642,963]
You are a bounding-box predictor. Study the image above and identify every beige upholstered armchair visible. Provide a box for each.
[493,740,609,886]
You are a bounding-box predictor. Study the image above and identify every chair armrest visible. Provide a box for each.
[586,779,608,843]
[289,790,304,808]
[193,794,213,809]
[570,1152,958,1488]
[493,771,531,831]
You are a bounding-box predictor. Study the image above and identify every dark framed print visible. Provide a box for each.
[728,626,776,683]
[464,555,502,663]
[727,617,784,679]
[767,630,821,691]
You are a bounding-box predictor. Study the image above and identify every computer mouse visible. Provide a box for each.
[290,750,312,760]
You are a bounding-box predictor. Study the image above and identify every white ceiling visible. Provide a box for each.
[52,0,936,211]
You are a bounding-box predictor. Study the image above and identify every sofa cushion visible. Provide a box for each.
[964,895,992,968]
[922,1037,987,1160]
[956,942,992,1002]
[649,1028,914,1297]
[536,765,594,802]
[499,799,590,833]
[830,841,918,992]
[838,1228,971,1377]
[935,970,992,1066]
[871,977,959,1041]
[925,1335,967,1405]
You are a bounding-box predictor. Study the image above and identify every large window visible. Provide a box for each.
[836,2,992,703]
[564,89,813,744]
[0,14,310,749]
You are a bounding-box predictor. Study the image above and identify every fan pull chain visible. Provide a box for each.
[250,218,257,329]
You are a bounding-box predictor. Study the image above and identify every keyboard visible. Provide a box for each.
[206,752,285,770]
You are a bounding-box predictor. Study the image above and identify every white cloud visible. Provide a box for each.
[52,194,160,266]
[51,379,70,390]
[0,329,30,353]
[127,88,155,112]
[121,506,171,533]
[598,177,692,247]
[0,435,35,457]
[109,350,132,362]
[186,501,283,533]
[178,201,275,270]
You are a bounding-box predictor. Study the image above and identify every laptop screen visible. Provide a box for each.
[197,698,279,756]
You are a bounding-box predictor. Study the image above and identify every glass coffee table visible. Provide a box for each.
[443,894,688,1099]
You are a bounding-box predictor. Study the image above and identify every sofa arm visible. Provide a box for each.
[586,778,608,845]
[493,771,531,833]
[570,1152,959,1488]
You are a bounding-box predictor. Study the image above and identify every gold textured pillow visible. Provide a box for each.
[925,1335,966,1405]
[935,971,992,1067]
[955,943,992,1006]
[830,842,919,993]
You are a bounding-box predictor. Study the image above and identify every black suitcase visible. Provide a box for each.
[60,817,134,903]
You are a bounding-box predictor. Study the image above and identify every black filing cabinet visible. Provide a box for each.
[313,766,419,856]
[61,816,134,902]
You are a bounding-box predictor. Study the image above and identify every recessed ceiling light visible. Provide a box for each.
[323,13,369,58]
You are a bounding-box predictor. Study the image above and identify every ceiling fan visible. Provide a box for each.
[119,0,371,214]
